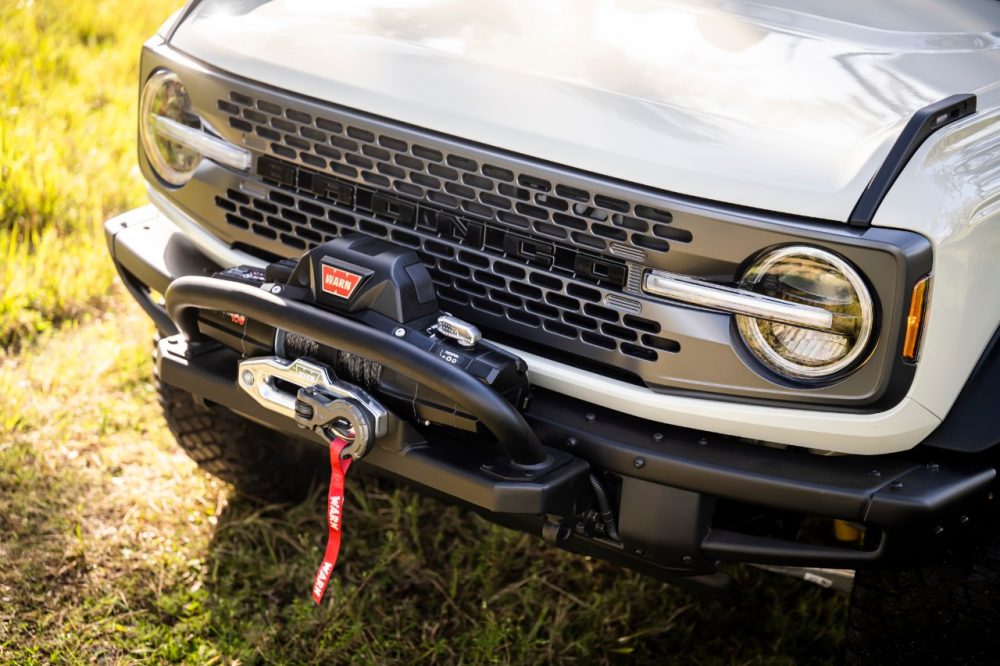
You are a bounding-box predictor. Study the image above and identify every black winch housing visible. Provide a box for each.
[197,235,531,438]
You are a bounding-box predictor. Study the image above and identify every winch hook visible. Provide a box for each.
[294,385,377,460]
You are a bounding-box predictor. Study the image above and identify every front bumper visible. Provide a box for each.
[108,204,997,580]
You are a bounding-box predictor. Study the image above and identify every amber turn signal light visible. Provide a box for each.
[902,276,930,361]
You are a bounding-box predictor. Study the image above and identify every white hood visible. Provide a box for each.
[170,0,1000,221]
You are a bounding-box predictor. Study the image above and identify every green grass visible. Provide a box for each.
[0,0,179,348]
[0,1,848,663]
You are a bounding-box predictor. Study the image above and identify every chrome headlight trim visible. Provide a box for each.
[140,69,250,186]
[734,246,874,380]
[644,246,875,381]
[150,114,251,171]
[643,271,836,331]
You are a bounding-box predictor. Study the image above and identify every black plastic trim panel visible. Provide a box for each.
[105,207,220,335]
[922,324,1000,453]
[526,388,995,524]
[849,94,977,227]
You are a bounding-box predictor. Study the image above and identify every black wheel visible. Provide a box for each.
[157,380,329,503]
[847,528,1000,664]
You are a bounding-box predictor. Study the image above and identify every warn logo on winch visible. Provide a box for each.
[321,265,363,299]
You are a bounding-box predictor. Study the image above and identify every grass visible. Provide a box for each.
[0,0,178,347]
[0,1,847,663]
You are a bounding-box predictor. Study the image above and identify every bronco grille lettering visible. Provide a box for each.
[256,155,627,289]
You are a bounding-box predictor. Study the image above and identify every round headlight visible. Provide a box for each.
[736,246,874,381]
[140,70,202,186]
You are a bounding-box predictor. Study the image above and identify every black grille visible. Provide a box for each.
[209,89,701,378]
[214,178,680,365]
[216,92,692,265]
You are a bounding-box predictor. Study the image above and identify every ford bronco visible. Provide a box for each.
[105,1,1000,661]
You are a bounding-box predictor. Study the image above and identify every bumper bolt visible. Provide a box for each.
[585,413,596,423]
[565,436,578,448]
[682,555,695,565]
[270,285,283,294]
[240,370,255,386]
[634,457,645,469]
[393,327,406,338]
[889,480,904,491]
[927,462,940,471]
[652,432,664,443]
[960,515,971,526]
[933,526,945,537]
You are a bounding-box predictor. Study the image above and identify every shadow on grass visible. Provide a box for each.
[0,440,96,611]
[188,474,848,664]
[0,439,846,664]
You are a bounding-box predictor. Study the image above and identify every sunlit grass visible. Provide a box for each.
[0,0,179,348]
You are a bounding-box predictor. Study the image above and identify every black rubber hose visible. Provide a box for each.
[164,276,551,468]
[588,473,620,541]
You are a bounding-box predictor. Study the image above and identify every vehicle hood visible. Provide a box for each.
[170,0,1000,221]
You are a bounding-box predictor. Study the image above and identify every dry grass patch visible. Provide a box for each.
[0,302,225,662]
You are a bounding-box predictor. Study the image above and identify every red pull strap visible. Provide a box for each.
[311,437,353,604]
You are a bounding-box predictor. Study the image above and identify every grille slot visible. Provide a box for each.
[217,93,691,265]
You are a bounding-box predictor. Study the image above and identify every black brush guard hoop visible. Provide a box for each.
[164,275,552,469]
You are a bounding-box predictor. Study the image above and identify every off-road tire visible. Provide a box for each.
[157,380,329,502]
[847,527,1000,664]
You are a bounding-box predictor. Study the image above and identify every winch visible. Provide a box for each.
[194,235,532,454]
